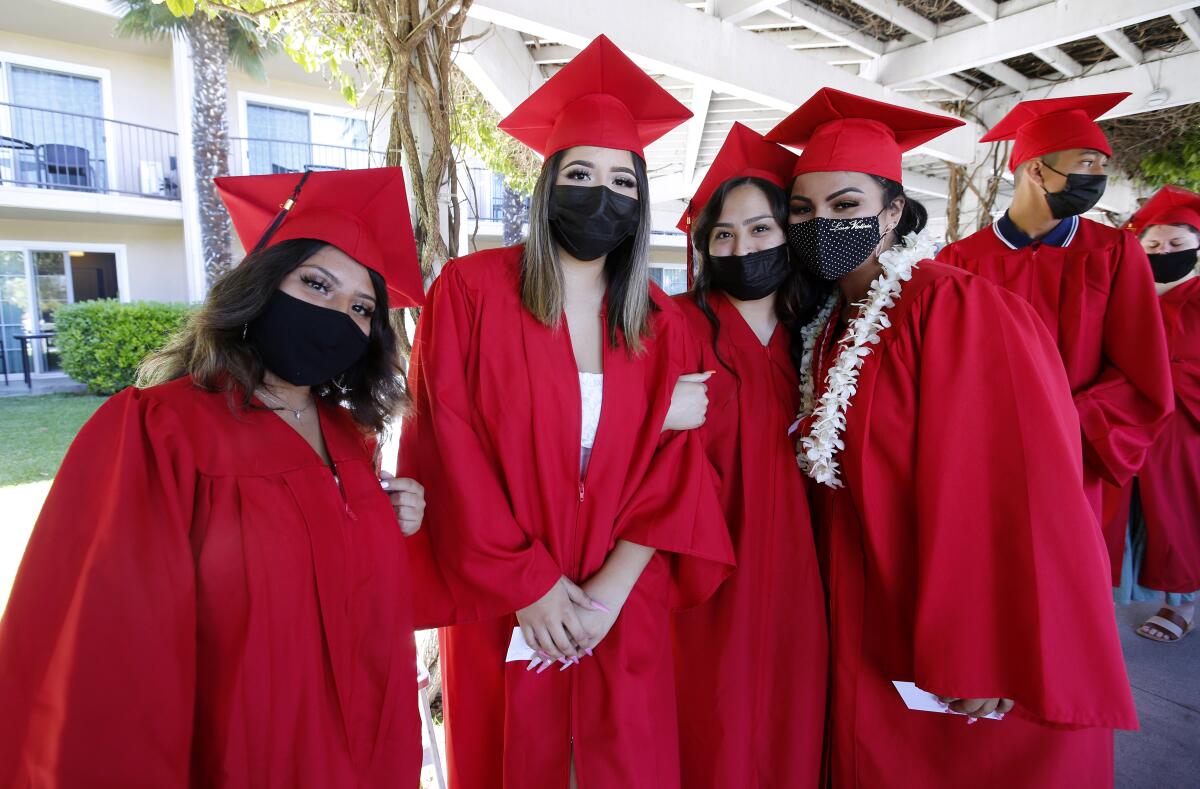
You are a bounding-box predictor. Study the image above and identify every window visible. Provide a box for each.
[244,101,369,175]
[1,63,108,191]
[649,265,688,296]
[0,247,119,375]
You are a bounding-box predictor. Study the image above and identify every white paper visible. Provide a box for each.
[891,681,1004,720]
[505,627,537,663]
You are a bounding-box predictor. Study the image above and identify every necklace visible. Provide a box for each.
[794,230,934,487]
[256,387,313,421]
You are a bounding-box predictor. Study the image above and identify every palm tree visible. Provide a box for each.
[113,1,274,285]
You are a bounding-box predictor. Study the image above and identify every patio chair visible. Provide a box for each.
[36,144,95,191]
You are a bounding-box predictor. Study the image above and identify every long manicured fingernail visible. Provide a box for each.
[995,713,1005,721]
[571,656,581,665]
[585,648,594,657]
[966,717,978,725]
[526,658,540,672]
[559,661,573,672]
[536,661,552,674]
[380,480,390,489]
[591,600,611,613]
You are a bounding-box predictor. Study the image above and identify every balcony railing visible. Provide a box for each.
[0,102,180,200]
[228,137,381,176]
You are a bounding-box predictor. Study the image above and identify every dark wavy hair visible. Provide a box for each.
[138,238,406,434]
[689,176,821,375]
[872,175,928,239]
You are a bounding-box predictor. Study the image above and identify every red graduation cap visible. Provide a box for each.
[765,87,963,183]
[215,167,424,307]
[1125,185,1200,235]
[676,122,797,233]
[979,92,1129,172]
[498,34,692,159]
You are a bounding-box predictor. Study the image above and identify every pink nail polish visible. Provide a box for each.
[966,717,978,725]
[526,659,540,672]
[585,648,594,657]
[591,600,611,613]
[536,662,552,675]
[995,713,1006,721]
[572,656,581,665]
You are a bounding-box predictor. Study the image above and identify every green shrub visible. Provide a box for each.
[55,300,193,395]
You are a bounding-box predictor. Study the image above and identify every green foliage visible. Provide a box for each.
[452,68,540,196]
[1139,130,1200,193]
[112,0,277,80]
[55,300,193,395]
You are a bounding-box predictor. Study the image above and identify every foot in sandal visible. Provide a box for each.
[1136,604,1195,643]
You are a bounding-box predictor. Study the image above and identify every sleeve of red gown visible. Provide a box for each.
[398,265,564,628]
[1171,356,1200,424]
[612,317,733,610]
[910,275,1138,730]
[0,388,198,785]
[1074,234,1174,486]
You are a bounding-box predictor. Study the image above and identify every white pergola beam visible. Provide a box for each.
[877,0,1197,86]
[1033,47,1083,78]
[1170,9,1200,49]
[683,84,713,185]
[928,73,977,99]
[752,28,840,49]
[468,0,976,162]
[717,0,788,25]
[977,61,1031,92]
[850,1,936,42]
[952,0,998,23]
[902,170,951,199]
[977,50,1200,127]
[454,19,544,115]
[766,1,886,58]
[1096,29,1143,67]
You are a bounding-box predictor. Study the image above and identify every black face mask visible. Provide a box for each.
[1147,248,1199,284]
[249,290,369,386]
[1041,161,1107,219]
[787,213,884,281]
[548,185,640,261]
[707,244,791,301]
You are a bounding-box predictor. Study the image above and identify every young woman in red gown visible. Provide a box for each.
[0,167,429,787]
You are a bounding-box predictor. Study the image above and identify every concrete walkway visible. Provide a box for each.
[0,376,87,397]
[1115,600,1200,788]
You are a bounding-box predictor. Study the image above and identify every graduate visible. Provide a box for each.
[937,93,1174,519]
[398,35,733,789]
[1103,185,1200,643]
[767,88,1138,788]
[669,123,826,789]
[0,167,429,787]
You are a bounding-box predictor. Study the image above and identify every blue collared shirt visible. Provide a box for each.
[992,211,1079,250]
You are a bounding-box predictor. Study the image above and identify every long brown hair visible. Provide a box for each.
[138,238,407,434]
[521,149,654,352]
[690,176,820,374]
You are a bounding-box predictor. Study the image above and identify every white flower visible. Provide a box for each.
[793,230,933,487]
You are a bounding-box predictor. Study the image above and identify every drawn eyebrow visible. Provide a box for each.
[563,160,595,169]
[300,264,342,286]
[742,214,772,225]
[611,166,636,176]
[825,187,864,200]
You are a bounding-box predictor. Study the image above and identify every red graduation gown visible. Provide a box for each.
[0,377,421,787]
[398,246,733,789]
[937,218,1173,518]
[800,263,1137,789]
[671,293,826,789]
[1102,275,1200,591]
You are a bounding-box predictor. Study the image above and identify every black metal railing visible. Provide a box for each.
[228,137,379,176]
[0,102,180,199]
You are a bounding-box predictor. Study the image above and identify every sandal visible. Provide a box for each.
[1135,607,1194,644]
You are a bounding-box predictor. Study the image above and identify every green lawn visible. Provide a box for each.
[0,394,107,487]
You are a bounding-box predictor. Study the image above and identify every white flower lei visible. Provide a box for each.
[794,230,936,487]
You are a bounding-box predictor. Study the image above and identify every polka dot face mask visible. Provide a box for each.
[787,210,886,281]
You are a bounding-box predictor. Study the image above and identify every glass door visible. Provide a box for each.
[31,251,70,372]
[0,250,31,377]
